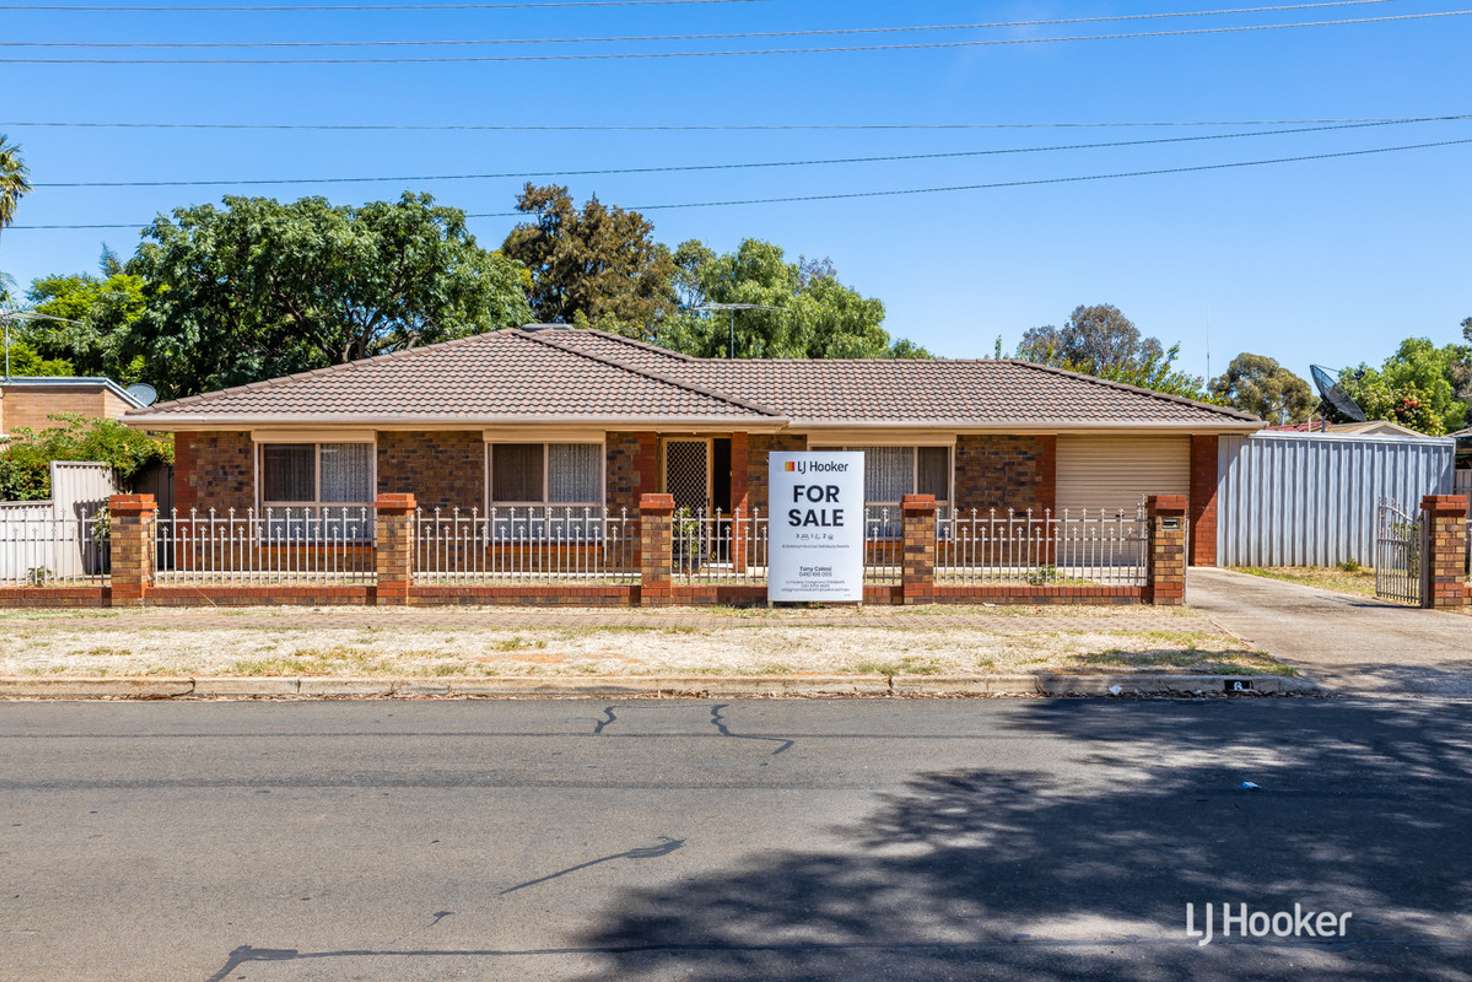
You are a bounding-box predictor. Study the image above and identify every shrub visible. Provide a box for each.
[0,414,172,501]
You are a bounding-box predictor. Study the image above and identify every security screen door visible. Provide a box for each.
[664,439,710,514]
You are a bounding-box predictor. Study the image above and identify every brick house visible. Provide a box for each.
[122,326,1262,566]
[0,376,143,439]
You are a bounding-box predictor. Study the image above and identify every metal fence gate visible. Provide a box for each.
[1374,498,1421,605]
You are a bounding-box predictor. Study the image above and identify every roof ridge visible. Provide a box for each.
[1004,358,1260,423]
[577,328,699,363]
[129,330,503,415]
[516,329,784,418]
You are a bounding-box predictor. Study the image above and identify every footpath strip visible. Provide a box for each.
[0,673,1321,700]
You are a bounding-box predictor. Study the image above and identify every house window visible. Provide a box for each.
[813,445,953,537]
[259,442,373,506]
[814,445,952,506]
[488,442,603,507]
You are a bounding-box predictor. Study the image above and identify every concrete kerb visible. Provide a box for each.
[0,673,1322,700]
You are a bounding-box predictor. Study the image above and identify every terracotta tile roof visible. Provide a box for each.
[129,329,776,423]
[128,326,1259,428]
[536,329,1260,427]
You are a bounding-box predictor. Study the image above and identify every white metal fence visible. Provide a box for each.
[0,504,110,586]
[672,508,767,584]
[936,507,1151,587]
[414,506,639,583]
[862,506,904,585]
[152,507,376,584]
[0,461,116,587]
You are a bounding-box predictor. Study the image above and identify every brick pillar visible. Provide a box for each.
[1421,495,1468,610]
[1189,435,1219,567]
[1147,494,1188,605]
[374,492,416,606]
[901,493,937,605]
[731,432,750,572]
[639,492,675,607]
[108,493,155,606]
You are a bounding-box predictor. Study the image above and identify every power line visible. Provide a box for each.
[0,1,1396,47]
[10,136,1469,230]
[0,115,1438,132]
[0,0,763,10]
[29,116,1472,188]
[4,9,1469,63]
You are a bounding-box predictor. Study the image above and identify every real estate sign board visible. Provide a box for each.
[768,451,865,603]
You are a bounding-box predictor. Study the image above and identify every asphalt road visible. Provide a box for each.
[3,698,1469,981]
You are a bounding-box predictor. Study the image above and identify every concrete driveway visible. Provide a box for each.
[1189,567,1471,695]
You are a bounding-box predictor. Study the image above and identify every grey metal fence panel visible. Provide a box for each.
[1217,432,1454,567]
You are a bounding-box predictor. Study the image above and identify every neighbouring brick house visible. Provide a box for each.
[123,326,1262,566]
[0,376,143,438]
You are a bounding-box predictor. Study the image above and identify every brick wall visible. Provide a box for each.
[606,431,657,517]
[747,433,807,515]
[1189,435,1219,567]
[377,431,484,512]
[0,384,119,434]
[174,431,254,513]
[954,435,1055,515]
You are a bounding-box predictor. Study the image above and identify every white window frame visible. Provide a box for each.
[484,438,607,513]
[255,438,377,510]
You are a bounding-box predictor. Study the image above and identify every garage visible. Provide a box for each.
[1056,435,1190,517]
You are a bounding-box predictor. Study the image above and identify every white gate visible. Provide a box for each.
[1374,499,1421,605]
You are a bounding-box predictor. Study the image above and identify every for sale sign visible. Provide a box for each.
[768,451,865,603]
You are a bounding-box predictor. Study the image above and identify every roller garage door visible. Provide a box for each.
[1056,435,1190,516]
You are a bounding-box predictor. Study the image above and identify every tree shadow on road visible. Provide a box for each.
[576,698,1472,980]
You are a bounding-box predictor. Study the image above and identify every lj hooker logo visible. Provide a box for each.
[786,459,849,475]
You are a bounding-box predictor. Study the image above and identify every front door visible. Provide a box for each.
[663,439,710,514]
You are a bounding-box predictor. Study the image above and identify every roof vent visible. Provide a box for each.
[522,323,572,332]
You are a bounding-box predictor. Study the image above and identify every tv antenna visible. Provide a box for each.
[695,302,780,359]
[0,310,85,380]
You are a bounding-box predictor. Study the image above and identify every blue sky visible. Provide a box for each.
[2,0,1468,382]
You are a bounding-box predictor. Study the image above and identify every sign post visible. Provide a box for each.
[767,451,865,604]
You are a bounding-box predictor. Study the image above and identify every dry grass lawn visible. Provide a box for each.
[1236,565,1380,598]
[0,604,1293,678]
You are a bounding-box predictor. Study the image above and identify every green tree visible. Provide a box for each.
[502,183,677,334]
[1209,353,1315,424]
[0,414,172,501]
[1337,337,1470,435]
[1018,304,1205,398]
[125,193,532,398]
[24,261,149,383]
[0,134,30,234]
[3,336,73,376]
[658,238,927,359]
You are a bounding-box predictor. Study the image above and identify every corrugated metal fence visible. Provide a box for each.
[1217,432,1455,567]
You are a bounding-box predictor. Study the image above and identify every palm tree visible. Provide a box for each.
[1,135,32,378]
[0,134,31,231]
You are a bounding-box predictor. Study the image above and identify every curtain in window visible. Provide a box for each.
[548,443,601,504]
[262,444,314,502]
[319,443,372,503]
[918,446,950,501]
[491,443,544,503]
[858,446,914,503]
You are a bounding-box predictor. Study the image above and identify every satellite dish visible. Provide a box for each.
[1310,365,1366,423]
[125,382,158,407]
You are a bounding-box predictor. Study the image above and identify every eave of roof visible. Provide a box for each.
[3,375,145,408]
